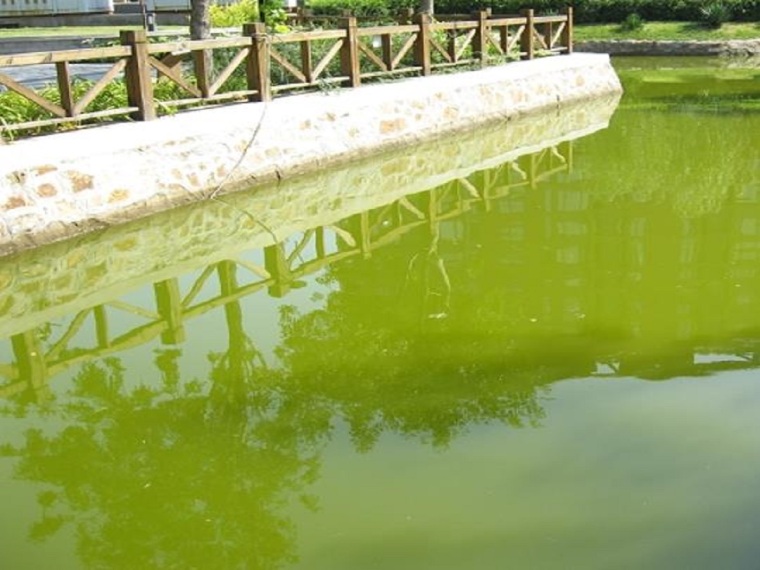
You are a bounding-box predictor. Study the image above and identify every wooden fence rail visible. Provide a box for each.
[0,8,572,136]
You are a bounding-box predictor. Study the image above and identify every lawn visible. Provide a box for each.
[0,26,185,38]
[574,21,760,41]
[0,21,759,41]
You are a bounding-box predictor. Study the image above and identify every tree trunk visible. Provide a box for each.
[190,0,211,40]
[419,0,434,15]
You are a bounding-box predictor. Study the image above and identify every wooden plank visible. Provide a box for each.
[56,61,75,117]
[413,13,431,76]
[562,7,574,54]
[534,15,568,24]
[73,59,127,116]
[45,309,91,360]
[12,331,48,400]
[429,35,452,63]
[286,229,315,264]
[485,32,503,56]
[455,29,476,61]
[208,46,248,96]
[0,72,65,117]
[0,45,131,67]
[340,16,361,87]
[94,305,109,349]
[506,25,525,52]
[121,30,155,121]
[149,55,201,97]
[244,22,271,102]
[520,9,535,60]
[358,40,388,72]
[147,37,249,54]
[551,22,566,49]
[181,264,216,307]
[533,26,549,50]
[432,21,478,31]
[430,60,475,71]
[193,49,212,98]
[392,33,417,69]
[381,34,393,70]
[311,38,342,80]
[154,279,185,345]
[108,299,160,320]
[270,46,307,83]
[264,244,292,298]
[472,10,488,65]
[300,40,314,83]
[271,30,345,43]
[156,91,253,107]
[360,67,420,79]
[490,17,528,26]
[0,107,136,132]
[356,24,419,36]
[159,52,187,72]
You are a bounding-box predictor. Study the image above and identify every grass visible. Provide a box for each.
[0,26,186,38]
[1,21,758,41]
[575,21,760,41]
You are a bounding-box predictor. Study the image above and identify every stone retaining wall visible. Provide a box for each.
[0,93,620,338]
[0,53,622,257]
[577,39,760,57]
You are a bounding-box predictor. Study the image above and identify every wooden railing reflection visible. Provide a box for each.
[0,142,572,401]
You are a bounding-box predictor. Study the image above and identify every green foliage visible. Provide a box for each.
[699,1,732,27]
[0,77,187,136]
[209,0,260,28]
[309,0,415,20]
[620,12,645,31]
[309,0,760,23]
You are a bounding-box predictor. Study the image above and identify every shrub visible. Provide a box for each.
[699,1,732,27]
[308,0,760,24]
[620,12,645,31]
[209,0,260,28]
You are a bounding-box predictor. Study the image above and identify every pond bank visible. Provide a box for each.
[0,93,620,338]
[577,38,760,57]
[0,53,621,256]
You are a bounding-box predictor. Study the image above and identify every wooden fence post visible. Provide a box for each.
[56,62,75,117]
[519,9,535,60]
[154,279,186,345]
[340,16,361,87]
[120,29,156,121]
[11,331,49,402]
[562,7,574,54]
[413,12,431,76]
[264,244,292,298]
[472,9,489,66]
[244,22,272,102]
[193,49,211,99]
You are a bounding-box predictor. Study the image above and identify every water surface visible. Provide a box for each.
[1,57,760,569]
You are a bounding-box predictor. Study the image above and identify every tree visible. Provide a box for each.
[190,0,211,40]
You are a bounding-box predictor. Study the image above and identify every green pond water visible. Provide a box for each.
[1,57,760,569]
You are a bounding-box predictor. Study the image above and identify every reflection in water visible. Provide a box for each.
[1,69,760,568]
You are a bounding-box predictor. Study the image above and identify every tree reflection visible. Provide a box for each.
[277,209,550,452]
[5,262,330,570]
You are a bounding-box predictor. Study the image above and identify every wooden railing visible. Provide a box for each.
[0,8,572,136]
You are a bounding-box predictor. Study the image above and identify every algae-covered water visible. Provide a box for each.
[1,58,760,569]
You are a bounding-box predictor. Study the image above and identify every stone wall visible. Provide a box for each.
[0,93,620,338]
[0,53,622,258]
[577,39,760,57]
